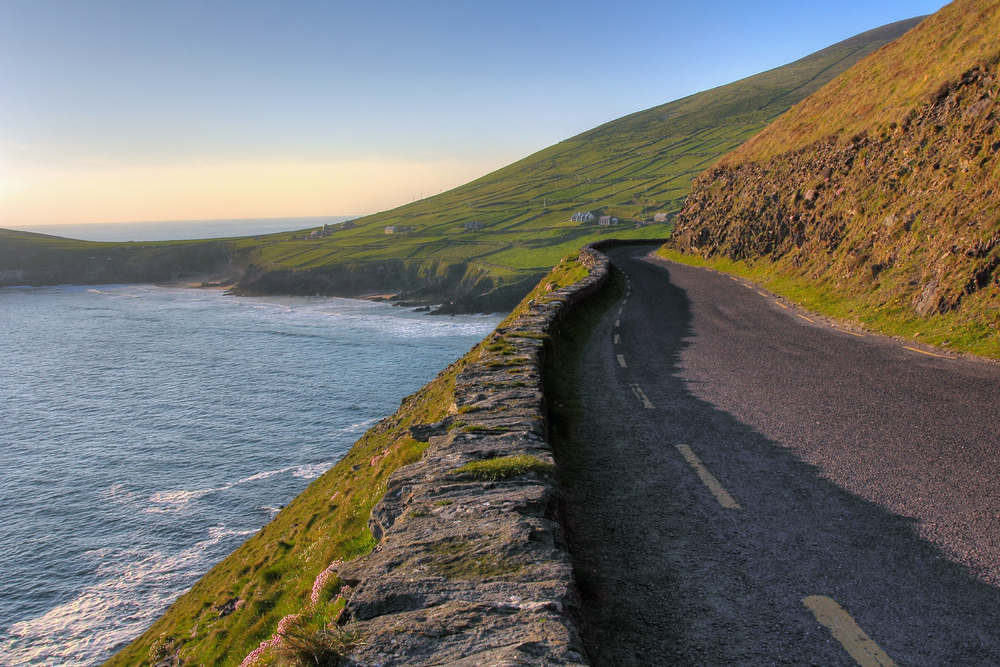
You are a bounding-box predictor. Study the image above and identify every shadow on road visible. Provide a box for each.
[547,248,1000,666]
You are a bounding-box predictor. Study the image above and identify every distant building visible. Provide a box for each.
[339,220,357,230]
[461,221,485,230]
[653,212,670,223]
[599,215,619,226]
[384,226,397,234]
[570,211,595,222]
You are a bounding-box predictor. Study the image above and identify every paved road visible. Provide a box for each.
[557,245,1000,666]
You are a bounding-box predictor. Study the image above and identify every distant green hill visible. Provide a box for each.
[668,0,1000,357]
[1,17,920,311]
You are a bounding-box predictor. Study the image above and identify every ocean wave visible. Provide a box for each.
[148,461,335,513]
[292,462,334,479]
[0,526,255,667]
[328,418,379,436]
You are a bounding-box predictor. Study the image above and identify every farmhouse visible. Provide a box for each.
[598,215,619,226]
[384,226,397,234]
[461,221,485,230]
[570,211,595,222]
[653,212,670,222]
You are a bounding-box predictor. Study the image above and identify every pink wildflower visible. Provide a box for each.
[310,560,344,607]
[238,614,300,667]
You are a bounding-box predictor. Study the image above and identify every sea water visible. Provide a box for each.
[7,216,356,242]
[0,285,501,666]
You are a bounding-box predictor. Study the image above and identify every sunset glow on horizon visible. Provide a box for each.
[1,0,948,228]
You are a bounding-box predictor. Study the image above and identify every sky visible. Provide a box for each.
[0,0,949,228]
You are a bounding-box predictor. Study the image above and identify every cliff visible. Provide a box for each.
[668,0,1000,355]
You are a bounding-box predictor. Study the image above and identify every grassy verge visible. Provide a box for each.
[657,248,1000,359]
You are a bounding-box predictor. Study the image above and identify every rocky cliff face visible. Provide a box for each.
[671,60,1000,319]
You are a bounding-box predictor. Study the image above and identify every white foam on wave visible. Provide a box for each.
[292,461,334,479]
[0,525,255,667]
[147,461,334,513]
[328,418,380,436]
[146,487,218,511]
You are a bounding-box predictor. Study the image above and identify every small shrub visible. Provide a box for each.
[434,500,453,506]
[274,616,362,667]
[148,635,176,663]
[464,424,487,432]
[451,455,554,481]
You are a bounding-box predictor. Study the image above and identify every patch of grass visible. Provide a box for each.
[451,455,553,481]
[434,500,454,506]
[732,6,999,164]
[274,616,363,667]
[425,538,523,580]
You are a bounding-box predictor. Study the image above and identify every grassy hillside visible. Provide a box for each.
[669,0,1000,358]
[1,17,918,306]
[226,18,917,285]
[730,0,1000,164]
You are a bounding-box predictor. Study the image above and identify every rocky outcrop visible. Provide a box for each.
[671,60,1000,319]
[329,242,627,666]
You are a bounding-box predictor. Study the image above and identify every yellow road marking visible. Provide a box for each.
[730,276,740,282]
[675,445,741,509]
[757,291,768,297]
[903,345,949,358]
[802,596,897,667]
[614,335,620,344]
[775,301,788,309]
[617,354,627,368]
[623,299,628,304]
[743,283,754,289]
[798,314,815,323]
[630,384,655,409]
[618,307,623,315]
[837,329,865,338]
[615,320,620,327]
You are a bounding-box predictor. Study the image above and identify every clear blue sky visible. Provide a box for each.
[0,0,948,225]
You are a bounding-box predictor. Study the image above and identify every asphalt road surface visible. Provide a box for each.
[557,245,1000,666]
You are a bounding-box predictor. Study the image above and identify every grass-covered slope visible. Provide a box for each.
[103,256,593,667]
[668,0,1000,358]
[225,19,916,288]
[2,17,916,306]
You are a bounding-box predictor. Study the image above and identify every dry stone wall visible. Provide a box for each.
[334,241,658,666]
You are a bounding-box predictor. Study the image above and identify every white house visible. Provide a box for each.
[570,211,595,222]
[653,212,670,223]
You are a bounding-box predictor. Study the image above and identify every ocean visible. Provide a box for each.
[7,216,357,242]
[0,284,501,666]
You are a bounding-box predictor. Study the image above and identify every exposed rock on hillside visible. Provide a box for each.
[671,15,1000,321]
